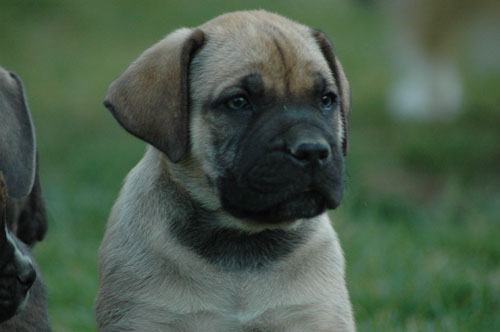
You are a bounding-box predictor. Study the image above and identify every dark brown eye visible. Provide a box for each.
[226,96,250,111]
[319,93,337,111]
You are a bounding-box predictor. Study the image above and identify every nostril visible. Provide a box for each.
[288,142,331,164]
[318,147,330,160]
[17,264,36,289]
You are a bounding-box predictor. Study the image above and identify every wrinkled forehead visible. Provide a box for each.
[189,17,334,100]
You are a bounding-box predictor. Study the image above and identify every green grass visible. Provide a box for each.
[1,1,499,331]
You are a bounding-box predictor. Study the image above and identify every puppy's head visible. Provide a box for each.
[0,173,36,323]
[105,10,350,227]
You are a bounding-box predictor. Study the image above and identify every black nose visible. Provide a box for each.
[287,139,331,165]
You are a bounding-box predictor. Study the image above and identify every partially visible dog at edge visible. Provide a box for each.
[0,66,51,331]
[96,10,355,331]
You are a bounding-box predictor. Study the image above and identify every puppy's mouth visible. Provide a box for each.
[217,166,343,224]
[299,186,339,209]
[267,189,328,217]
[296,186,340,210]
[220,186,338,224]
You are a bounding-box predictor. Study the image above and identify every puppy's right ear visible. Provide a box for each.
[104,28,205,163]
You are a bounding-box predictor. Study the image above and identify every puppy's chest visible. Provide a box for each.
[155,273,275,317]
[145,271,325,331]
[149,294,326,332]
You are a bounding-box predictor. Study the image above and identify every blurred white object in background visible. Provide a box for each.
[386,0,500,121]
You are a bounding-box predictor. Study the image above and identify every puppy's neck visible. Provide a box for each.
[163,181,315,272]
[168,205,315,271]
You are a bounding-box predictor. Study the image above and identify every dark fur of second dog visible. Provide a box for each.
[0,66,51,331]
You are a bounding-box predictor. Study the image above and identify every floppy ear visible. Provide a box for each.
[104,28,205,163]
[0,70,37,198]
[313,30,351,156]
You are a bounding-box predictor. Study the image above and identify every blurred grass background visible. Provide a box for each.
[1,0,499,331]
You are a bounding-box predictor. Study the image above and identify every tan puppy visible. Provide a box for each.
[96,10,354,332]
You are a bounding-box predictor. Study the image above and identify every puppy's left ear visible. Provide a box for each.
[0,70,37,198]
[313,30,351,156]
